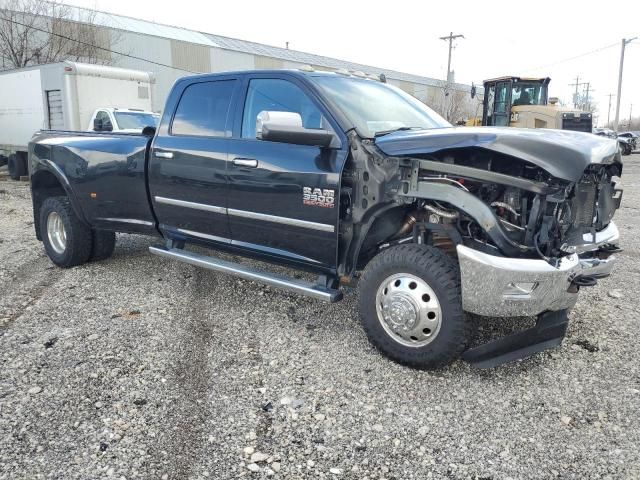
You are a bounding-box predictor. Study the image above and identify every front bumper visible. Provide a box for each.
[458,222,619,317]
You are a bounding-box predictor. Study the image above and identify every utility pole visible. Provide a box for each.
[439,32,464,120]
[584,82,591,111]
[630,104,633,130]
[613,37,637,132]
[440,32,464,83]
[606,93,615,126]
[569,76,588,109]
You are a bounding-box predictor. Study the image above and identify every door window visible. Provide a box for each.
[241,78,325,139]
[171,80,236,137]
[485,85,495,125]
[95,111,112,131]
[494,82,509,113]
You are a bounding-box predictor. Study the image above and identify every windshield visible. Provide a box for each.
[312,76,450,138]
[511,82,547,106]
[114,112,160,130]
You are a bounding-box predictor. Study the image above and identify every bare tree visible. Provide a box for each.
[435,88,470,124]
[0,0,113,70]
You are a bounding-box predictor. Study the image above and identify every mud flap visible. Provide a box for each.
[462,309,570,369]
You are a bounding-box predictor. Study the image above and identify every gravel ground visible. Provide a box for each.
[1,156,639,480]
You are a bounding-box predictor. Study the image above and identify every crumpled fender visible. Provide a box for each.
[375,126,620,182]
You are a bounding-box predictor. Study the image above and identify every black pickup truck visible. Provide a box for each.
[29,69,623,369]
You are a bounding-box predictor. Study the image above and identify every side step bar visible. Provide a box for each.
[149,245,343,303]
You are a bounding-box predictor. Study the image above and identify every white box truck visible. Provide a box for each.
[0,61,156,179]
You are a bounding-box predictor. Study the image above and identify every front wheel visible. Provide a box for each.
[358,244,473,369]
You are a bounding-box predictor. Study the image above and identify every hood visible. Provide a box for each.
[374,127,620,182]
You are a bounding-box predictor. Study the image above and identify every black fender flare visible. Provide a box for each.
[31,160,91,237]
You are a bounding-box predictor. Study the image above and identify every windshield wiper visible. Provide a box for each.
[373,126,422,138]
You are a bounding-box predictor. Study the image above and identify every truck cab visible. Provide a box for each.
[89,108,160,133]
[482,76,593,132]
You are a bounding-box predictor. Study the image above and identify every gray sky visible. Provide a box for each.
[66,0,640,127]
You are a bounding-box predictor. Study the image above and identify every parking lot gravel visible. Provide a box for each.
[1,156,639,480]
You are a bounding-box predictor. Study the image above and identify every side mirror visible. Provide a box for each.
[256,111,335,148]
[93,117,103,131]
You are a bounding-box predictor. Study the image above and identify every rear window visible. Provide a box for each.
[171,80,236,137]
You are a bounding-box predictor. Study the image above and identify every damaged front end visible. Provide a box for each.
[394,146,623,318]
[338,126,623,368]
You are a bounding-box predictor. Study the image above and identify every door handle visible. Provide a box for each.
[155,151,174,159]
[233,158,258,168]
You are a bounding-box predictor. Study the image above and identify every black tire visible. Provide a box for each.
[358,244,473,369]
[90,230,116,261]
[8,154,22,180]
[39,196,92,268]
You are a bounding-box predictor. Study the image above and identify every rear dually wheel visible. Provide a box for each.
[40,196,92,268]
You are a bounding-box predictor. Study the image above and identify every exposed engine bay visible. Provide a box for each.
[337,131,623,276]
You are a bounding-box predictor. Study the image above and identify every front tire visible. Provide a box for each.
[358,244,472,369]
[40,196,92,268]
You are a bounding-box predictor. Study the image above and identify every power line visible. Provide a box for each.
[519,42,619,74]
[0,13,201,74]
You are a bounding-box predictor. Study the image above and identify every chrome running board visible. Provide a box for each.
[149,245,342,303]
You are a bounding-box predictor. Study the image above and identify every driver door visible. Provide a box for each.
[225,74,347,269]
[492,81,511,126]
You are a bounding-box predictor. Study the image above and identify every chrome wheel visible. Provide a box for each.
[47,211,67,254]
[375,273,442,347]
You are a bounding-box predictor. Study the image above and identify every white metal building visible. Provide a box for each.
[17,6,482,120]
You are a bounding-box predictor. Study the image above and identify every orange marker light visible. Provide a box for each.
[90,192,97,199]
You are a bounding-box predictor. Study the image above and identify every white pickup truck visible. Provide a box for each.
[88,107,159,133]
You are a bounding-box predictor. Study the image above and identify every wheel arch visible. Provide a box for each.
[31,166,88,241]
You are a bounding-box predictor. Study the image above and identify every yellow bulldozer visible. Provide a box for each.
[475,76,593,132]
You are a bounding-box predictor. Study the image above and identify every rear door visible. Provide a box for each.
[225,74,347,269]
[45,90,64,130]
[148,76,240,243]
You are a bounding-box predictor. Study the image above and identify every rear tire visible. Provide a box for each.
[40,196,92,268]
[8,154,24,180]
[358,244,473,369]
[90,230,116,261]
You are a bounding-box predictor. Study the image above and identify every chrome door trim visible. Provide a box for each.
[154,197,335,233]
[228,208,335,233]
[154,151,174,159]
[177,228,231,244]
[154,196,226,214]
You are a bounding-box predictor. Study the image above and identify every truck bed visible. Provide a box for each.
[29,130,157,234]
